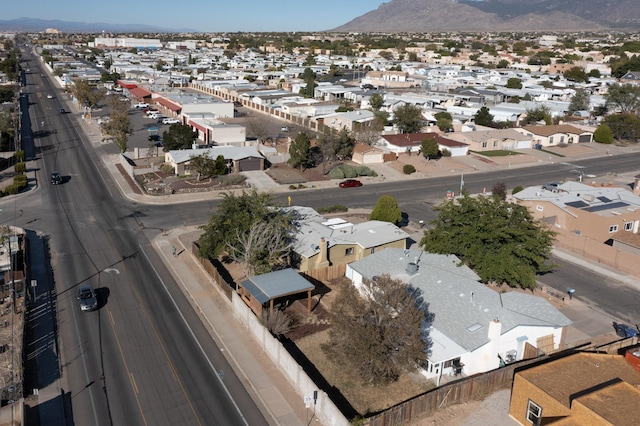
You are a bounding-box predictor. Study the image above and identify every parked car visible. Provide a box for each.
[50,171,62,185]
[149,112,164,120]
[162,118,180,125]
[613,322,638,338]
[133,102,149,109]
[46,94,53,99]
[339,179,363,188]
[77,285,98,311]
[59,108,65,114]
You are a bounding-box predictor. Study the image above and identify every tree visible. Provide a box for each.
[189,152,216,181]
[568,89,590,114]
[523,105,552,125]
[368,93,384,110]
[603,113,640,142]
[162,123,196,151]
[392,104,425,133]
[301,67,316,98]
[605,83,640,114]
[434,111,453,132]
[288,132,312,170]
[473,107,494,127]
[197,189,297,275]
[72,78,106,110]
[420,138,439,160]
[370,195,402,224]
[491,181,507,200]
[563,67,589,83]
[102,95,132,152]
[322,275,432,386]
[506,78,522,89]
[420,195,556,289]
[334,128,355,160]
[593,123,614,144]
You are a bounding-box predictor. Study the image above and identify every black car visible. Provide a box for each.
[148,134,161,142]
[50,171,62,185]
[59,108,65,114]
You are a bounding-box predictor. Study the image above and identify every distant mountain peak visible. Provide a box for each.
[333,0,640,32]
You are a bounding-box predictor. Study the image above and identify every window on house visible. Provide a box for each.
[536,205,543,211]
[345,247,354,256]
[493,141,498,147]
[482,141,487,148]
[609,225,618,233]
[560,136,565,143]
[526,400,542,425]
[549,136,554,144]
[625,222,633,231]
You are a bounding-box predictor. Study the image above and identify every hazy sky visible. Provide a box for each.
[3,0,385,32]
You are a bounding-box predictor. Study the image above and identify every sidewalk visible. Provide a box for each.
[154,227,309,426]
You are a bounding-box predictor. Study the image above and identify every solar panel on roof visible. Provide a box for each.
[597,196,612,202]
[566,201,588,208]
[584,201,629,212]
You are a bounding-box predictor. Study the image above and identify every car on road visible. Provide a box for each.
[50,171,62,185]
[339,179,362,188]
[162,118,180,125]
[77,285,98,311]
[46,94,53,99]
[59,108,65,114]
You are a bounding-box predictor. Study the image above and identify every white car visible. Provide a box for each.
[46,94,53,99]
[133,102,149,109]
[162,118,180,125]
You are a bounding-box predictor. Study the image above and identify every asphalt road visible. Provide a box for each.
[16,52,266,426]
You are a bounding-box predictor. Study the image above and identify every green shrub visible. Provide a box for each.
[593,124,613,144]
[14,150,25,162]
[440,148,452,157]
[342,165,357,178]
[14,162,26,174]
[356,165,378,176]
[316,205,348,213]
[289,184,297,190]
[512,185,524,195]
[13,174,27,186]
[328,167,345,179]
[403,164,416,174]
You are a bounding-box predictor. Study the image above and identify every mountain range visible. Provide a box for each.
[334,0,640,32]
[0,17,193,33]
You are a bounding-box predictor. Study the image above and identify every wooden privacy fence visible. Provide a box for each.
[364,357,541,426]
[191,242,236,299]
[301,264,346,282]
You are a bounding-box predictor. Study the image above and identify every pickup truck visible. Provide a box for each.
[162,118,180,125]
[133,102,149,109]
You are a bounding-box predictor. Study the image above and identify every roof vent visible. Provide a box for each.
[406,262,419,275]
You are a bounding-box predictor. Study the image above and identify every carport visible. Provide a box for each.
[239,268,315,316]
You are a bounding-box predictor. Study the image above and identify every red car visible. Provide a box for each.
[339,179,362,188]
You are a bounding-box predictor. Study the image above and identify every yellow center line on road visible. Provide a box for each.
[107,306,148,426]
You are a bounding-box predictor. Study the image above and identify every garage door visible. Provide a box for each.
[579,134,592,143]
[238,158,262,171]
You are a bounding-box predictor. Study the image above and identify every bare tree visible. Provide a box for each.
[102,95,132,152]
[226,220,292,277]
[244,114,273,141]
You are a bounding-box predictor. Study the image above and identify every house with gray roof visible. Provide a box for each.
[346,248,571,382]
[164,146,264,176]
[285,206,409,272]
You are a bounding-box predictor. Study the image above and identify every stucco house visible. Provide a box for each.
[378,133,469,157]
[513,181,640,243]
[513,124,593,147]
[351,143,385,165]
[346,248,571,383]
[287,207,409,272]
[509,352,640,426]
[447,128,532,152]
[164,146,264,176]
